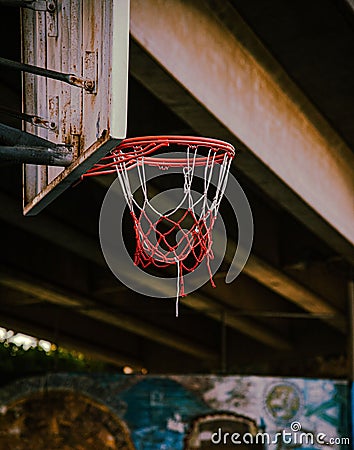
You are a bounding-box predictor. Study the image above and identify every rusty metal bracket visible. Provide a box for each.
[0,122,63,147]
[46,0,58,37]
[31,115,57,130]
[68,74,95,92]
[0,57,95,92]
[0,106,56,131]
[83,51,98,94]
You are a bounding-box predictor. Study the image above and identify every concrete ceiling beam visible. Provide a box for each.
[129,0,354,264]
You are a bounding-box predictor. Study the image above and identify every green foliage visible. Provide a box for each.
[0,341,114,383]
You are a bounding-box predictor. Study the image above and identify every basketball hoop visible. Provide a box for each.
[83,136,236,316]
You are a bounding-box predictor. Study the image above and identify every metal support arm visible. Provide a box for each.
[0,106,56,130]
[0,122,57,147]
[0,123,72,166]
[0,57,94,92]
[0,145,73,166]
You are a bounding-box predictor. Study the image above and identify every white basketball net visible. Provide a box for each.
[113,145,233,316]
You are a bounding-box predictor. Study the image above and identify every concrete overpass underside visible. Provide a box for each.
[0,0,353,378]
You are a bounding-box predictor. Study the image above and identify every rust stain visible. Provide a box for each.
[86,0,97,51]
[71,134,81,158]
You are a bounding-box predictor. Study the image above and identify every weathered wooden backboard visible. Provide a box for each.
[22,0,130,215]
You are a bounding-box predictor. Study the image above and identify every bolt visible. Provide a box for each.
[47,1,56,12]
[84,80,95,92]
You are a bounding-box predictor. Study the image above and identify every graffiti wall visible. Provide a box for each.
[0,374,350,449]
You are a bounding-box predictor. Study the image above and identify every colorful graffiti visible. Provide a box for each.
[0,374,350,449]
